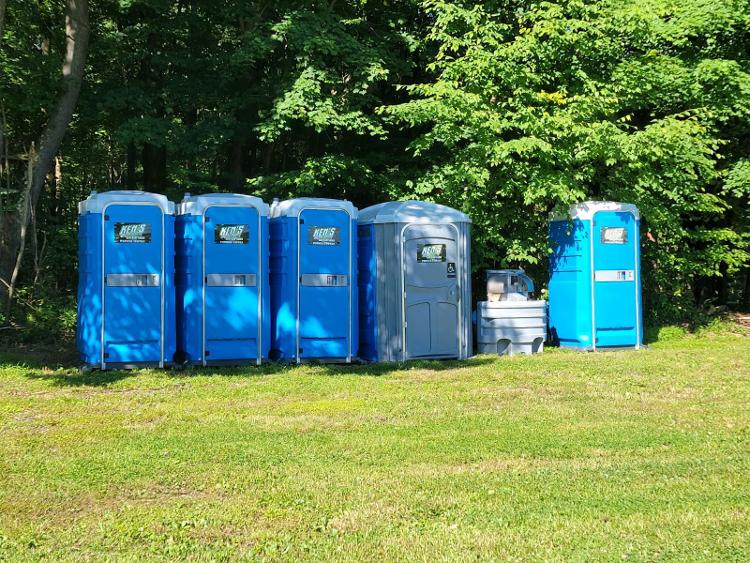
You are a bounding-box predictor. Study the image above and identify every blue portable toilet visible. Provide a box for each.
[269,198,358,363]
[175,193,271,366]
[548,201,643,350]
[77,190,176,369]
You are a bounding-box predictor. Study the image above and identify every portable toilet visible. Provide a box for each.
[357,200,472,362]
[548,201,643,350]
[269,198,358,363]
[175,193,271,366]
[77,190,176,369]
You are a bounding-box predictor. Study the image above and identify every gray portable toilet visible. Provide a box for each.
[358,200,472,362]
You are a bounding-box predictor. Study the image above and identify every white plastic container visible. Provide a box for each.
[477,300,547,356]
[477,269,547,356]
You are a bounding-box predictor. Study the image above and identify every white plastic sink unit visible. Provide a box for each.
[477,300,548,356]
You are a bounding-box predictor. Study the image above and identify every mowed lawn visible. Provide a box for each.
[1,329,749,561]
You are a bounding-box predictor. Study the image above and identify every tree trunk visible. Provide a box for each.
[718,261,729,307]
[0,0,5,187]
[5,149,34,315]
[29,0,90,213]
[228,136,245,191]
[126,141,136,188]
[142,143,167,192]
[53,157,62,216]
[2,0,89,309]
[0,102,6,200]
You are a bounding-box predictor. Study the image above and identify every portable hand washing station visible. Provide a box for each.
[476,269,547,356]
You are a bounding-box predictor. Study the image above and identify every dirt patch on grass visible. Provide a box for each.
[328,501,406,533]
[728,313,750,330]
[406,454,625,478]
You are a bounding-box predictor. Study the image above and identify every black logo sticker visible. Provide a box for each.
[114,223,151,243]
[308,226,340,246]
[215,224,249,244]
[447,262,457,277]
[417,243,446,263]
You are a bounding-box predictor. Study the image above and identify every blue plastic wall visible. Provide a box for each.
[175,207,270,364]
[270,210,358,362]
[77,205,176,367]
[357,223,378,361]
[269,216,296,360]
[77,212,103,366]
[549,211,642,349]
[175,214,202,363]
[548,219,594,349]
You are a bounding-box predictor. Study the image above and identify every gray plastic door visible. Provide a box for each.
[402,224,460,359]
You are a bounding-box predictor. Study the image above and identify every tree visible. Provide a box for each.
[384,0,750,322]
[0,0,6,45]
[1,0,89,310]
[30,0,89,212]
[2,0,750,339]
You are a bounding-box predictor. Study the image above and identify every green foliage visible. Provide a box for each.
[2,0,749,332]
[384,0,750,322]
[6,288,77,344]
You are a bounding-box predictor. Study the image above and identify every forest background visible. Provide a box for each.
[1,0,749,342]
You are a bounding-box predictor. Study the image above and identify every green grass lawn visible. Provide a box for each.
[1,327,749,561]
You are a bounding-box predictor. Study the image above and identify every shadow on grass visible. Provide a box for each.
[159,356,498,383]
[24,368,138,387]
[14,351,498,388]
[0,342,79,370]
[642,313,749,345]
[312,356,498,377]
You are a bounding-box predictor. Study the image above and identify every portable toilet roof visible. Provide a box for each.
[358,200,471,225]
[270,197,357,218]
[178,193,269,216]
[78,190,175,214]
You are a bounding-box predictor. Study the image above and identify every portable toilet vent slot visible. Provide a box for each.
[477,270,547,356]
[548,201,643,350]
[269,198,358,363]
[175,193,270,366]
[77,190,176,369]
[357,200,472,362]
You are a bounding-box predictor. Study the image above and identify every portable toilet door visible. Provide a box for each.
[591,205,642,348]
[548,201,642,350]
[357,200,472,362]
[403,223,462,358]
[176,194,270,366]
[77,190,176,369]
[270,198,358,363]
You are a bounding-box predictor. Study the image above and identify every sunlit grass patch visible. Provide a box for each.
[0,328,748,560]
